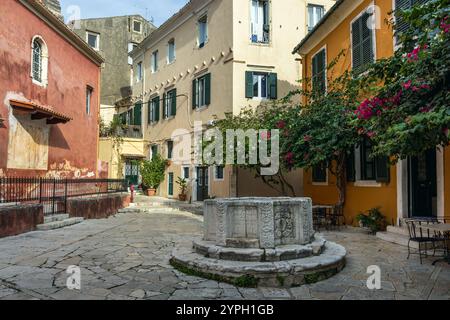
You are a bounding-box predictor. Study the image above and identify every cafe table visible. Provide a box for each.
[419,223,450,265]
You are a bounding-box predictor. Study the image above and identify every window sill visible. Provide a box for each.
[194,105,209,112]
[32,78,47,88]
[250,41,271,46]
[353,180,382,188]
[312,182,328,186]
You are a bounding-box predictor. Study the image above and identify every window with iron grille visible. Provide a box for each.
[32,40,42,82]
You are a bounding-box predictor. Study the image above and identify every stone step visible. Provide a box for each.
[44,214,69,224]
[386,225,410,237]
[376,231,419,249]
[117,207,141,214]
[36,217,84,231]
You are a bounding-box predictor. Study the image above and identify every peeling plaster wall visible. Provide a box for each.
[0,0,101,178]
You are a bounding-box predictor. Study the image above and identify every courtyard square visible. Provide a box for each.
[0,207,448,300]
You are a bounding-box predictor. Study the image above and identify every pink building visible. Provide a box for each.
[0,0,104,178]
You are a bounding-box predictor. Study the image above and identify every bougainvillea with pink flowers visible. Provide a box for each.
[357,0,450,159]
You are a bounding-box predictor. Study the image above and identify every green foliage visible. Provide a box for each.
[140,155,168,189]
[357,0,450,159]
[356,207,387,234]
[176,177,188,195]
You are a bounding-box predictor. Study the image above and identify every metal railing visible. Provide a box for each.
[0,177,128,215]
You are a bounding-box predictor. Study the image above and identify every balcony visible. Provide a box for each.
[118,125,143,139]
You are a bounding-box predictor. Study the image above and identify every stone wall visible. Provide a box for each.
[0,204,44,238]
[67,193,130,220]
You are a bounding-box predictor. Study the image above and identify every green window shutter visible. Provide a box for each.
[346,149,356,182]
[352,13,373,74]
[155,97,160,121]
[312,50,326,94]
[192,79,198,109]
[245,71,254,98]
[134,103,142,125]
[162,93,166,119]
[375,157,390,183]
[205,73,211,105]
[268,73,277,100]
[171,89,177,116]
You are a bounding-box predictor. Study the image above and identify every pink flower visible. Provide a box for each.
[402,80,412,90]
[276,120,286,129]
[303,135,312,142]
[440,16,450,33]
[444,128,449,137]
[367,131,375,138]
[260,131,271,141]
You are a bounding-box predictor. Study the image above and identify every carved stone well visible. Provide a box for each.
[170,198,346,288]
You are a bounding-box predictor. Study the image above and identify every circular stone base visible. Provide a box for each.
[193,236,326,262]
[170,238,346,288]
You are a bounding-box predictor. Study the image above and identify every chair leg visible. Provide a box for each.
[407,240,411,260]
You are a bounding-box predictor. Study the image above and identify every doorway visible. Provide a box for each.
[196,167,209,201]
[124,159,140,187]
[408,149,437,218]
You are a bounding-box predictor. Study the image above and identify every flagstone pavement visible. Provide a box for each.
[0,209,448,300]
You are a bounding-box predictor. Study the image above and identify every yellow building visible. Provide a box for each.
[293,0,449,226]
[126,0,335,200]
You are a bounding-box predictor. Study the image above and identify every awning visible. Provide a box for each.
[9,99,72,124]
[121,154,146,159]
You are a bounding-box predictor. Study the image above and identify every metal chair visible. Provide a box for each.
[404,218,442,264]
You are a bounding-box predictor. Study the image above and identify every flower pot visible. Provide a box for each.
[147,189,156,196]
[178,194,187,201]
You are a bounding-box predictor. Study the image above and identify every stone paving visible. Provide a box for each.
[0,208,448,300]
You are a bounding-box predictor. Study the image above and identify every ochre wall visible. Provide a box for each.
[0,0,100,178]
[301,0,398,225]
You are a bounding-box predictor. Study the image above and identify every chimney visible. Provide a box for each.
[39,0,64,20]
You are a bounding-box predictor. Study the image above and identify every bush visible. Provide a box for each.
[356,207,387,234]
[140,155,168,190]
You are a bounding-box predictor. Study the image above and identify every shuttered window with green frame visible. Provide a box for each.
[163,89,177,118]
[192,73,211,109]
[394,0,430,39]
[133,102,142,125]
[168,172,174,196]
[312,48,326,95]
[351,11,374,74]
[245,71,277,99]
[148,96,160,124]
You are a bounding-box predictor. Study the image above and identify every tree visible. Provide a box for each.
[356,0,450,159]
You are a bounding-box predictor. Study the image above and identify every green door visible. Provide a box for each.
[125,160,139,187]
[168,173,174,197]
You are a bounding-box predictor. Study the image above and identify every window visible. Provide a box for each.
[351,10,375,74]
[32,40,42,82]
[353,137,391,183]
[193,73,211,109]
[133,103,142,126]
[151,50,158,73]
[31,36,48,86]
[308,4,325,32]
[312,162,327,183]
[128,43,137,65]
[182,167,190,179]
[86,86,93,115]
[133,20,142,33]
[215,166,224,180]
[163,89,177,118]
[86,31,100,51]
[167,140,174,159]
[136,62,143,82]
[360,137,375,181]
[148,96,160,124]
[168,173,174,196]
[312,48,326,94]
[167,39,176,64]
[251,0,270,43]
[245,72,277,99]
[198,15,208,48]
[394,0,429,44]
[151,145,158,160]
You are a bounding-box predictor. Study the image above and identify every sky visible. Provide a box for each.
[59,0,189,27]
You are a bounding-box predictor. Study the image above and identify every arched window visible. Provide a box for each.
[30,36,48,87]
[32,39,42,82]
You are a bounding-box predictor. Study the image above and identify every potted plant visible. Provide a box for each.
[176,177,188,201]
[140,155,168,196]
[356,207,387,234]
